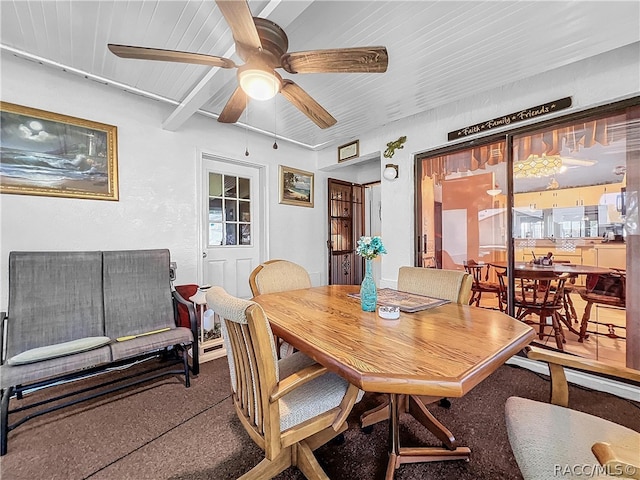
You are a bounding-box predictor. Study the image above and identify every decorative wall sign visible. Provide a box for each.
[279,165,314,208]
[338,140,359,162]
[0,102,119,200]
[448,97,572,141]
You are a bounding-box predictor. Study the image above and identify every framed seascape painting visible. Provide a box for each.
[0,102,119,200]
[279,165,314,208]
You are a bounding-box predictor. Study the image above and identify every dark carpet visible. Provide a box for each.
[1,356,638,480]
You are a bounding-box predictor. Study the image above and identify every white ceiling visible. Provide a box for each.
[1,1,638,150]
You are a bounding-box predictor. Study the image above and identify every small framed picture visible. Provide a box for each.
[338,140,359,162]
[279,165,314,208]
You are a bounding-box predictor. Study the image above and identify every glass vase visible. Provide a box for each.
[360,258,377,312]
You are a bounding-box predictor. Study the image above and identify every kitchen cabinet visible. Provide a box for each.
[594,244,626,270]
[514,183,624,210]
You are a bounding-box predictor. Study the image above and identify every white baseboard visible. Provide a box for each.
[507,355,640,402]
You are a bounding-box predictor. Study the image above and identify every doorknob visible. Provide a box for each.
[202,252,207,258]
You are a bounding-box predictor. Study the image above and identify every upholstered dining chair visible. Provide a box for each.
[506,346,640,480]
[206,286,362,480]
[249,259,312,358]
[397,266,473,304]
[360,266,472,430]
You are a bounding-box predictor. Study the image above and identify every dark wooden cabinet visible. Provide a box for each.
[328,178,364,285]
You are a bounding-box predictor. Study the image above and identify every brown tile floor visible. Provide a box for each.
[474,292,627,368]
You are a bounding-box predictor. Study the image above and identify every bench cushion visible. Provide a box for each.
[109,327,193,361]
[0,345,112,389]
[7,336,111,365]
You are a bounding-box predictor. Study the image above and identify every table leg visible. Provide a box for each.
[385,393,401,480]
[384,394,471,479]
[360,395,391,428]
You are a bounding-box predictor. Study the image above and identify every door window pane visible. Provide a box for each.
[225,199,237,222]
[225,223,237,245]
[239,200,250,222]
[209,173,222,197]
[240,224,251,245]
[209,198,223,222]
[224,175,237,198]
[209,223,223,246]
[208,172,252,247]
[239,177,250,199]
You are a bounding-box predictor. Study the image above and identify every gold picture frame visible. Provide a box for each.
[279,165,314,208]
[0,102,119,201]
[338,139,359,162]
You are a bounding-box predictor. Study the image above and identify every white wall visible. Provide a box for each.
[0,52,326,307]
[318,42,640,288]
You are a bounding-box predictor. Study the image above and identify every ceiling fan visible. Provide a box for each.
[108,0,388,129]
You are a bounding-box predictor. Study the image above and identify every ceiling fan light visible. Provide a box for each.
[238,66,281,101]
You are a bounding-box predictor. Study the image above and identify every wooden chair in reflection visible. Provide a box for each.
[513,270,568,351]
[578,269,626,342]
[360,267,473,442]
[463,259,504,311]
[249,259,312,358]
[506,346,640,480]
[206,286,362,480]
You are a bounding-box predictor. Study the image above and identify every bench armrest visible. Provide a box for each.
[269,363,328,402]
[172,290,198,332]
[526,346,640,407]
[1,311,6,365]
[172,290,199,374]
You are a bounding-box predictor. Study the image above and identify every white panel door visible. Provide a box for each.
[202,158,262,299]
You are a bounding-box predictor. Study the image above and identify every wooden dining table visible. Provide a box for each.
[253,285,535,479]
[490,260,612,276]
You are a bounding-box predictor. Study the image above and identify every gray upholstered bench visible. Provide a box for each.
[0,249,199,456]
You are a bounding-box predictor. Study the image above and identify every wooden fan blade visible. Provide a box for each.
[281,46,388,74]
[216,0,262,51]
[218,86,248,124]
[280,80,336,129]
[108,44,236,69]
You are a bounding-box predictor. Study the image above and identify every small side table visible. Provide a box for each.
[189,287,226,363]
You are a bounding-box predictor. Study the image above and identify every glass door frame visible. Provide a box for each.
[415,96,639,368]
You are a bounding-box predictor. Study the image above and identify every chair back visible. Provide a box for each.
[397,266,472,304]
[7,251,105,357]
[206,286,280,448]
[463,259,488,287]
[514,269,566,310]
[249,260,311,296]
[584,269,626,304]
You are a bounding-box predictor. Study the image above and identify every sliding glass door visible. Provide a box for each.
[416,99,639,369]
